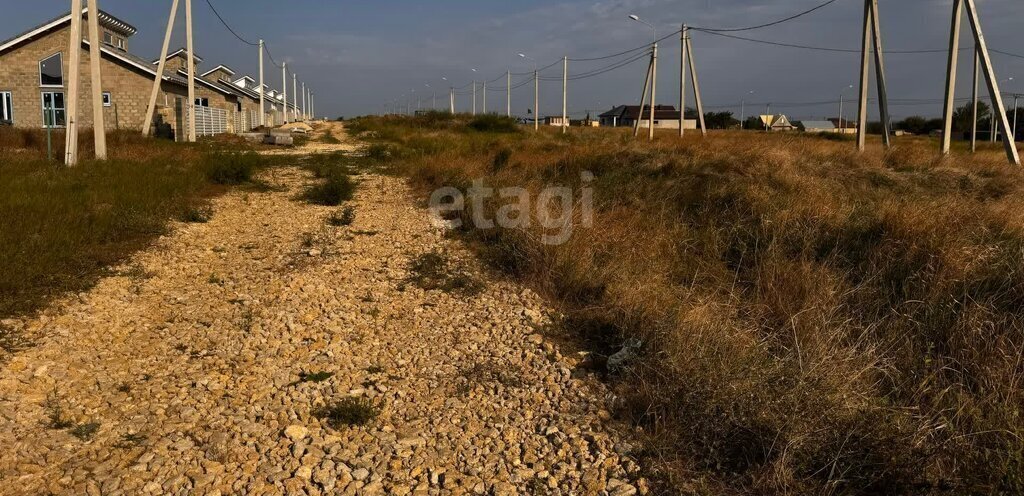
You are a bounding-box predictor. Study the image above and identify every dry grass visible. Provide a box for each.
[0,127,263,320]
[349,114,1024,495]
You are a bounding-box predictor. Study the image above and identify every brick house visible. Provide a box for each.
[0,8,296,137]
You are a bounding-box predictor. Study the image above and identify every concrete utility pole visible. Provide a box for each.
[283,62,288,123]
[65,0,84,165]
[681,26,707,138]
[258,39,265,127]
[185,0,196,142]
[648,42,657,141]
[450,87,455,114]
[680,26,686,137]
[633,49,653,138]
[534,69,539,131]
[506,70,511,117]
[561,56,568,134]
[971,51,979,152]
[292,73,297,122]
[472,82,477,115]
[143,0,179,136]
[301,82,306,120]
[856,0,891,151]
[483,81,487,114]
[87,0,106,159]
[941,0,1019,164]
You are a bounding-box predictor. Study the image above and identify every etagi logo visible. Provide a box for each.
[428,171,594,246]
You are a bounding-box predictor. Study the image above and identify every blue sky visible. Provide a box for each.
[3,0,1023,120]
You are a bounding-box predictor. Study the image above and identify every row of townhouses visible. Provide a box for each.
[0,9,307,140]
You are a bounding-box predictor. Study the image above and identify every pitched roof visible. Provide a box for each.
[154,47,203,65]
[201,64,236,79]
[0,8,136,54]
[802,120,837,130]
[599,105,680,120]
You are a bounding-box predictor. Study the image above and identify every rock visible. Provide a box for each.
[351,468,369,481]
[284,425,309,442]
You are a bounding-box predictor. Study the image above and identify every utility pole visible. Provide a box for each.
[562,56,568,134]
[87,0,106,159]
[65,0,83,165]
[450,87,455,114]
[258,39,265,127]
[143,0,178,136]
[765,104,771,131]
[684,27,707,137]
[534,69,539,131]
[856,0,891,151]
[680,26,686,137]
[301,82,306,120]
[483,80,487,114]
[185,0,196,142]
[292,73,297,122]
[506,70,511,117]
[633,48,653,138]
[971,51,978,152]
[282,62,288,123]
[1013,93,1020,142]
[648,42,657,141]
[941,0,1019,164]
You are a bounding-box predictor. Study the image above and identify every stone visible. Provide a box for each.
[284,425,309,442]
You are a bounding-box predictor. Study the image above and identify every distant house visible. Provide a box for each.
[544,116,570,126]
[801,120,839,133]
[599,105,696,129]
[760,114,796,132]
[828,118,858,134]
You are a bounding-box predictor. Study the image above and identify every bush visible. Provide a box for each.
[468,115,520,133]
[327,206,356,226]
[204,152,262,185]
[301,171,355,206]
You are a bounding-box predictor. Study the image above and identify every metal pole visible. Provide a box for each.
[634,52,653,138]
[686,33,707,137]
[964,0,1020,164]
[506,70,511,117]
[87,0,106,159]
[562,56,568,134]
[649,42,658,141]
[65,0,83,165]
[972,50,979,152]
[185,0,195,141]
[679,25,686,138]
[941,0,963,155]
[856,0,871,151]
[534,70,539,131]
[869,0,891,148]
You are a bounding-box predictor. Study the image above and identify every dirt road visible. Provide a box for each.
[0,124,644,495]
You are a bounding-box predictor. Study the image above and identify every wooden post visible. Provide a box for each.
[972,50,979,152]
[964,0,1020,164]
[65,0,84,166]
[869,0,891,148]
[634,51,653,137]
[686,31,707,137]
[941,0,963,155]
[185,0,196,142]
[86,0,106,159]
[679,25,686,138]
[856,0,872,151]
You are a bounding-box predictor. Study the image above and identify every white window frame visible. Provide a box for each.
[39,52,64,88]
[41,91,66,128]
[0,91,12,123]
[102,92,112,107]
[195,97,209,107]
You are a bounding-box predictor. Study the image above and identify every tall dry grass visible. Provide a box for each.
[349,114,1024,495]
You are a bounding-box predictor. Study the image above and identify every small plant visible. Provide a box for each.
[70,422,101,441]
[115,432,146,449]
[204,152,262,185]
[365,143,393,161]
[207,273,223,285]
[116,383,132,393]
[492,148,513,172]
[299,371,334,383]
[468,115,520,133]
[366,365,385,374]
[44,391,73,430]
[407,250,485,295]
[327,206,356,227]
[181,205,213,223]
[300,172,356,206]
[316,397,380,428]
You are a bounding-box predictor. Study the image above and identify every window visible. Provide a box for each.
[103,32,113,45]
[195,97,209,107]
[102,32,125,50]
[1,92,12,123]
[41,91,66,128]
[39,53,63,87]
[102,92,112,107]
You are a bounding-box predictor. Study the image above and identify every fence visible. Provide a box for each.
[187,106,229,137]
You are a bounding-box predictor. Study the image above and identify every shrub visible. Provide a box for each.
[316,397,379,428]
[327,206,356,226]
[301,171,355,206]
[204,152,262,185]
[468,115,520,133]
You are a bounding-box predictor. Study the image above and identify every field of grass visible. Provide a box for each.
[0,127,267,321]
[347,113,1024,495]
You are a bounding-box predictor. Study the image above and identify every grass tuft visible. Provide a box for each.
[316,397,379,428]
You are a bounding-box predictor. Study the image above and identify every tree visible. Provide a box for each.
[895,115,945,136]
[704,111,738,129]
[743,116,762,130]
[952,101,991,134]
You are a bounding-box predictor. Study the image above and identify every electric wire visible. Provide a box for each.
[690,0,845,32]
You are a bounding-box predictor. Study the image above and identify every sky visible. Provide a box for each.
[2,0,1023,120]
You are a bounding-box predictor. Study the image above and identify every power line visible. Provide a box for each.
[205,0,258,46]
[691,0,846,32]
